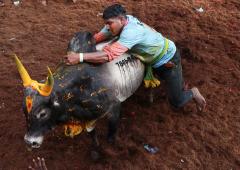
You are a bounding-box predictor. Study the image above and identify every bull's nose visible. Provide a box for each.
[32,141,41,148]
[24,134,43,148]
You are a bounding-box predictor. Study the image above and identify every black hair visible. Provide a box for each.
[103,4,127,20]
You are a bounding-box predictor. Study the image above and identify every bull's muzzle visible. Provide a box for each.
[24,134,44,148]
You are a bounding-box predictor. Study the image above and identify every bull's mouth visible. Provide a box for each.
[24,134,44,149]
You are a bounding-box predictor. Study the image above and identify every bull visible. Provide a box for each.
[14,32,145,155]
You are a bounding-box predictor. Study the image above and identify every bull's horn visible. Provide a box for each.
[38,67,54,96]
[14,54,54,97]
[14,54,32,87]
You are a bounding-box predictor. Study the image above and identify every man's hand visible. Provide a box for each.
[28,157,48,170]
[64,53,80,65]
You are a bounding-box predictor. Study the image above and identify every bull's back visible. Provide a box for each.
[53,54,144,103]
[99,54,144,102]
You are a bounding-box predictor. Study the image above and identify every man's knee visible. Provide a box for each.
[168,88,193,108]
[169,98,185,108]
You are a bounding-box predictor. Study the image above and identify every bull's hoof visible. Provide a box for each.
[90,150,100,161]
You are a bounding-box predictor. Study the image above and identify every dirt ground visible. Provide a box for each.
[0,0,240,169]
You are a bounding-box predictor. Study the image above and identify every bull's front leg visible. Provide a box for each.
[88,129,100,161]
[89,129,99,147]
[107,102,121,143]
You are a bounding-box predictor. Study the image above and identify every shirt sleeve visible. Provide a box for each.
[93,32,106,44]
[93,25,112,43]
[103,42,129,61]
[117,28,144,49]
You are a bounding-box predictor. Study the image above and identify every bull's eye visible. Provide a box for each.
[36,109,48,119]
[40,113,47,118]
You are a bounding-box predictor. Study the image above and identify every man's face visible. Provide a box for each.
[104,16,125,36]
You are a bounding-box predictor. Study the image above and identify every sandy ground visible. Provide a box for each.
[0,0,240,169]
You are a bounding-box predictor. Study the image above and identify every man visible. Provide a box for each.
[65,4,206,111]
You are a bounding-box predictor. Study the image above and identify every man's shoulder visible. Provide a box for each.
[121,16,144,36]
[120,26,143,40]
[127,15,143,27]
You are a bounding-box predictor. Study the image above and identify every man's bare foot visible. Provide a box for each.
[191,87,206,112]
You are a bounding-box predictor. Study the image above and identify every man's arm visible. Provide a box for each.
[65,41,129,64]
[93,32,108,44]
[65,51,109,64]
[94,25,112,43]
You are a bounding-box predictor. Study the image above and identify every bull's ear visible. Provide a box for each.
[86,32,94,43]
[87,32,93,38]
[37,67,54,96]
[87,32,97,52]
[90,33,96,45]
[50,93,60,108]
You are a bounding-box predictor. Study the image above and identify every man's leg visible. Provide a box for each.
[155,50,206,111]
[164,51,193,108]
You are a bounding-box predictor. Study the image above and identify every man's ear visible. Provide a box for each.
[119,16,126,23]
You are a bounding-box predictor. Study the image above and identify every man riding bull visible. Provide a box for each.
[65,4,206,111]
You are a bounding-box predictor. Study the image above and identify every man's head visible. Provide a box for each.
[103,4,127,36]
